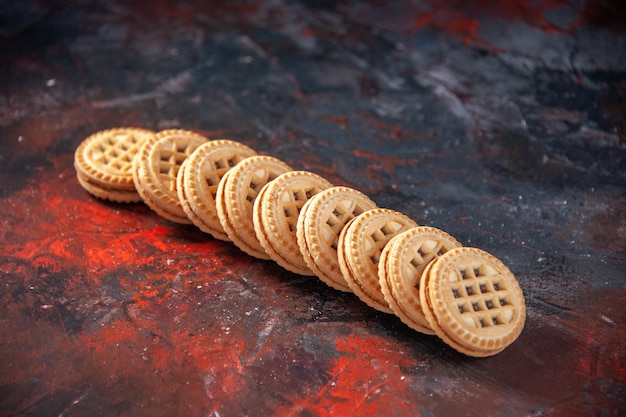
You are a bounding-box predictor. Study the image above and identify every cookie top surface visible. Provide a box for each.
[177,139,257,239]
[383,226,462,330]
[338,208,417,313]
[216,155,292,258]
[74,127,156,189]
[134,129,208,223]
[297,186,377,292]
[426,247,526,354]
[254,170,333,276]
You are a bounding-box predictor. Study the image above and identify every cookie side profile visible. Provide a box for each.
[133,129,208,223]
[253,171,333,275]
[337,208,417,313]
[216,155,292,258]
[378,234,435,334]
[76,171,143,203]
[177,139,257,239]
[381,226,462,333]
[297,186,377,292]
[74,127,156,201]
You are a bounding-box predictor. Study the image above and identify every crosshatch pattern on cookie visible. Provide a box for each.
[408,240,445,284]
[428,247,526,353]
[255,171,333,276]
[230,156,293,209]
[135,129,208,223]
[179,140,257,239]
[342,209,417,313]
[156,140,195,190]
[282,188,316,232]
[384,227,462,333]
[378,236,427,332]
[215,155,292,254]
[449,264,514,328]
[217,156,293,259]
[246,170,280,202]
[323,200,364,250]
[297,187,377,293]
[205,152,246,191]
[75,127,157,189]
[364,220,407,266]
[88,132,140,172]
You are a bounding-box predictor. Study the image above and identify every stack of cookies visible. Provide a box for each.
[75,127,526,357]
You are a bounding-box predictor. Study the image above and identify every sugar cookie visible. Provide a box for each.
[337,208,417,313]
[253,171,332,275]
[297,186,377,292]
[177,139,257,239]
[133,129,208,223]
[216,155,292,258]
[420,247,526,357]
[74,127,156,202]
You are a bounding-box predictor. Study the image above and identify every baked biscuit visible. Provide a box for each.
[337,208,417,313]
[253,171,332,275]
[76,172,143,203]
[216,155,292,258]
[177,140,257,240]
[379,226,461,334]
[74,127,156,202]
[420,247,526,357]
[297,186,377,292]
[378,233,427,332]
[133,129,208,223]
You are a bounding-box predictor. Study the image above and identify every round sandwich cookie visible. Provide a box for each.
[133,129,208,224]
[337,208,417,313]
[253,170,333,276]
[216,155,293,258]
[379,226,462,334]
[76,172,143,203]
[419,247,526,357]
[74,127,157,202]
[297,186,377,292]
[177,139,257,240]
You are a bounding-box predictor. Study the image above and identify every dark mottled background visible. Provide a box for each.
[1,1,625,416]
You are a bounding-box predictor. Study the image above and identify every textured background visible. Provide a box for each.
[1,1,625,416]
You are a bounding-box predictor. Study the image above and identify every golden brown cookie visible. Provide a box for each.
[216,155,292,258]
[76,171,143,203]
[177,139,257,240]
[253,171,333,275]
[419,247,526,357]
[133,129,208,223]
[377,235,425,330]
[297,186,377,292]
[337,208,417,313]
[74,127,156,202]
[379,226,462,334]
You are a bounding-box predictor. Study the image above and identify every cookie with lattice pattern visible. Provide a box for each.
[133,129,208,223]
[74,127,156,201]
[379,226,462,334]
[419,247,526,357]
[177,140,257,239]
[253,171,333,275]
[378,233,428,333]
[337,208,417,313]
[216,155,292,258]
[297,186,377,292]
